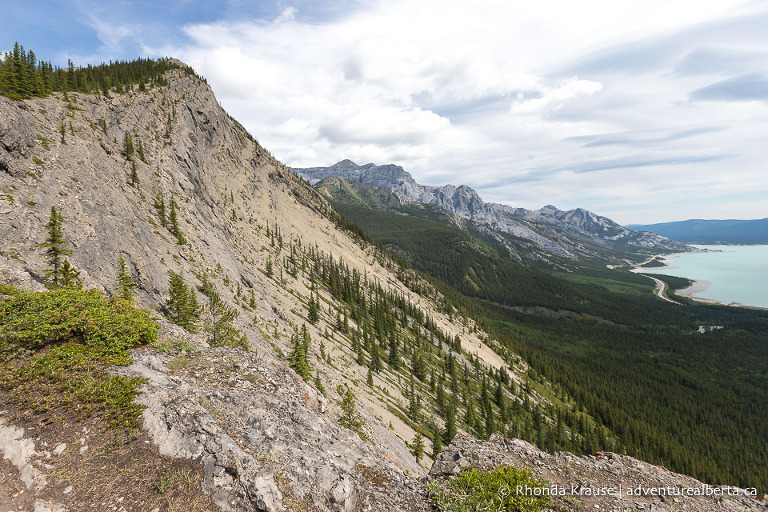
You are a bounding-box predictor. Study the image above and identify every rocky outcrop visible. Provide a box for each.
[115,342,429,512]
[294,161,689,261]
[431,434,766,512]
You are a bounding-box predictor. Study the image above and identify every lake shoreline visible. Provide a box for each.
[673,279,721,305]
[633,245,768,309]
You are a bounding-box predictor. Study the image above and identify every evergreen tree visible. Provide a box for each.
[308,293,319,324]
[410,433,425,463]
[314,371,326,397]
[289,325,311,380]
[165,272,200,332]
[2,43,194,100]
[153,190,167,227]
[59,259,81,289]
[408,376,420,422]
[436,383,445,415]
[370,342,382,373]
[443,406,457,444]
[431,427,444,459]
[465,401,478,434]
[38,205,72,288]
[168,198,185,244]
[128,160,139,187]
[122,132,134,160]
[412,351,426,381]
[337,384,365,440]
[484,405,496,438]
[205,287,244,348]
[137,139,147,163]
[388,331,401,370]
[115,253,136,302]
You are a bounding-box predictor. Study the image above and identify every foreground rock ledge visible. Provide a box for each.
[431,433,767,512]
[118,347,429,512]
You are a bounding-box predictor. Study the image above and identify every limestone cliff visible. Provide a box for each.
[0,65,518,511]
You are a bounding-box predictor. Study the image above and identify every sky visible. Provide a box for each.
[3,0,768,224]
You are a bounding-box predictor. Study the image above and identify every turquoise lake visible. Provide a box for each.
[641,245,768,308]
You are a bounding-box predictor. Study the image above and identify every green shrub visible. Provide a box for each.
[150,337,196,354]
[428,466,554,512]
[0,287,158,429]
[0,284,21,297]
[0,288,157,356]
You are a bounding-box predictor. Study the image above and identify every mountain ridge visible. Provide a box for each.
[0,59,596,511]
[293,160,688,263]
[628,217,768,244]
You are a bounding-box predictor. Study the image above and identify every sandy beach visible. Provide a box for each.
[674,279,721,304]
[676,279,711,297]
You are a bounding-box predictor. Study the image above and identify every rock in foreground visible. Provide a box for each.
[431,434,766,512]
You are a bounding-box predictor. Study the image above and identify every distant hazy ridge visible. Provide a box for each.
[628,218,768,244]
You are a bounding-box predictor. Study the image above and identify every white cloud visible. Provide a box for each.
[275,6,297,23]
[152,0,768,223]
[510,78,604,115]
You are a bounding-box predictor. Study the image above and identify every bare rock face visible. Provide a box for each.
[116,344,429,512]
[430,434,766,512]
[0,97,37,176]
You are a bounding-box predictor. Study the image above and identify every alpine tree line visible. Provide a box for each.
[0,42,199,101]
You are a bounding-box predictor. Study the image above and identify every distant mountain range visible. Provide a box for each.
[293,160,687,264]
[628,218,768,244]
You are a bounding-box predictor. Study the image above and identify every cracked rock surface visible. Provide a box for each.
[431,434,768,512]
[117,345,429,512]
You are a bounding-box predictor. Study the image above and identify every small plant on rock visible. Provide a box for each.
[337,383,366,441]
[427,465,554,512]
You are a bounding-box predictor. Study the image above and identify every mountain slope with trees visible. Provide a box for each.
[312,177,768,491]
[0,47,628,510]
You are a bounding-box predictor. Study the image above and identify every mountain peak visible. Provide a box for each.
[331,158,359,168]
[292,161,688,261]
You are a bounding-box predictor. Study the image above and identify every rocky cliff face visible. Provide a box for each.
[294,161,688,261]
[0,68,503,510]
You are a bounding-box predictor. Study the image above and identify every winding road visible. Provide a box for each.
[644,274,681,305]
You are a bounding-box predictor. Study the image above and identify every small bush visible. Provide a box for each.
[428,466,554,512]
[0,288,157,356]
[150,337,196,354]
[0,287,158,429]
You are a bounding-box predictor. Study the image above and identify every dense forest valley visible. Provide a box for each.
[322,190,768,490]
[1,43,767,501]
